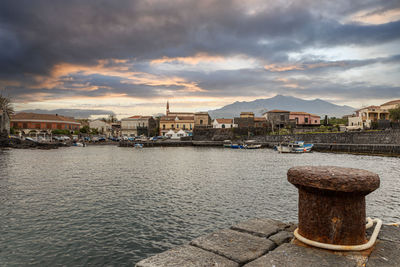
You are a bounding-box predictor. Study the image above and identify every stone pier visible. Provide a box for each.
[135,218,400,266]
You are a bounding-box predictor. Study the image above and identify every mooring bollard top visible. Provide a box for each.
[287,166,380,193]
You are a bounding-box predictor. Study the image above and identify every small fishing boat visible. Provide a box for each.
[72,142,85,147]
[230,144,245,149]
[275,141,313,153]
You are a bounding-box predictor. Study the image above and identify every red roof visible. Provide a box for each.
[11,112,79,123]
[254,117,267,122]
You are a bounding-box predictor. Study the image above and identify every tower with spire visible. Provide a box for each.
[166,100,170,116]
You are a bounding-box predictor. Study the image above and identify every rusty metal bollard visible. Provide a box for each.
[287,166,380,246]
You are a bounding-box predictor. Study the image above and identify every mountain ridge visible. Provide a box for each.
[208,95,355,118]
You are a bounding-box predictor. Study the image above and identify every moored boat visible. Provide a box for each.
[275,141,313,153]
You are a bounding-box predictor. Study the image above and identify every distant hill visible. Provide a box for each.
[16,109,115,119]
[208,95,355,118]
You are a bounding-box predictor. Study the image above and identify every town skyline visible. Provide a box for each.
[1,0,399,116]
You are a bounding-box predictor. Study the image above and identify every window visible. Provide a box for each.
[305,118,309,123]
[12,122,18,128]
[163,124,165,129]
[23,123,28,129]
[200,119,203,125]
[315,120,317,123]
[183,124,186,130]
[35,124,41,129]
[295,117,299,124]
[280,115,285,121]
[46,123,52,129]
[57,124,62,129]
[222,124,225,128]
[177,124,179,128]
[171,124,174,129]
[190,124,192,130]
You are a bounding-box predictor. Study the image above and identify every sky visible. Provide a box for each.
[1,0,400,118]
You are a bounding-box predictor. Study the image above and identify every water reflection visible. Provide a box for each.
[0,146,399,265]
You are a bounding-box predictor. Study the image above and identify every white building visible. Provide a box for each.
[89,119,112,136]
[212,118,237,129]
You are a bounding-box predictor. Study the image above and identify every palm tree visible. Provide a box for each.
[0,93,14,116]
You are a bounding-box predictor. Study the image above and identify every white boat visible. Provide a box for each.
[275,141,313,153]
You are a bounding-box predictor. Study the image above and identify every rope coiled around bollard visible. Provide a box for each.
[293,217,382,251]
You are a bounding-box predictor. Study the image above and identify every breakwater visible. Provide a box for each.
[119,139,400,156]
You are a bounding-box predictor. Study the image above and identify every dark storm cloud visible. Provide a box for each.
[1,0,400,75]
[1,0,399,105]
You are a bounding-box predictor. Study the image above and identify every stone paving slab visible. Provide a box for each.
[244,243,358,267]
[190,229,275,264]
[366,240,400,267]
[135,244,239,267]
[269,230,293,246]
[231,218,287,238]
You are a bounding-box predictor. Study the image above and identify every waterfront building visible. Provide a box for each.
[254,117,268,128]
[380,99,400,111]
[0,109,10,135]
[234,112,255,128]
[10,112,80,135]
[194,112,212,128]
[263,110,291,129]
[159,115,194,136]
[121,116,157,137]
[89,119,112,137]
[289,112,320,126]
[348,106,389,129]
[212,118,237,128]
[160,101,211,135]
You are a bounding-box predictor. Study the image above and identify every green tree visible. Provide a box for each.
[80,125,90,133]
[52,129,71,135]
[389,105,400,122]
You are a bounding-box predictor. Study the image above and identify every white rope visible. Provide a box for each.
[293,217,382,251]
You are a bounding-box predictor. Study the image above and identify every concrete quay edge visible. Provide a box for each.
[135,218,400,267]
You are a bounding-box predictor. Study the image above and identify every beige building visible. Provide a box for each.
[89,119,112,136]
[380,99,400,111]
[160,101,211,135]
[159,115,194,136]
[194,112,212,128]
[121,116,157,137]
[348,106,389,129]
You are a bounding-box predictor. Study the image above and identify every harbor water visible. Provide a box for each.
[0,146,399,265]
